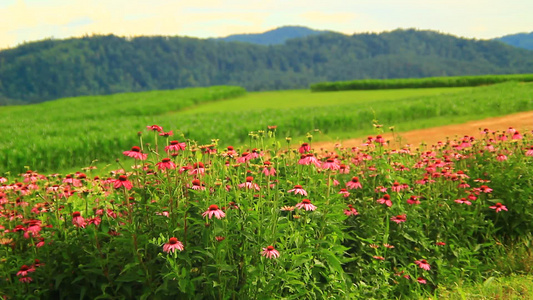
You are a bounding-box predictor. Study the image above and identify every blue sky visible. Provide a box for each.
[1,0,532,49]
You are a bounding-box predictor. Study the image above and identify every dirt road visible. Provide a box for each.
[313,111,533,150]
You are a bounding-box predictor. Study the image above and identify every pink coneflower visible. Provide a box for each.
[454,198,472,205]
[322,158,340,170]
[390,214,406,224]
[377,194,392,207]
[147,124,163,132]
[295,199,317,211]
[123,146,148,160]
[191,179,206,190]
[165,140,187,153]
[288,185,307,196]
[163,237,184,253]
[16,265,36,277]
[496,153,508,162]
[156,158,177,171]
[373,256,385,260]
[238,176,260,190]
[72,211,86,228]
[87,217,102,226]
[374,135,386,145]
[507,127,516,134]
[202,204,226,219]
[375,186,388,193]
[406,195,421,205]
[299,143,311,154]
[262,161,277,176]
[415,259,431,270]
[338,188,350,198]
[417,277,427,284]
[338,164,350,174]
[114,175,133,190]
[344,204,359,216]
[477,185,493,193]
[215,236,225,242]
[526,146,533,157]
[346,177,362,190]
[261,245,280,259]
[512,131,523,140]
[383,244,394,249]
[490,202,508,213]
[436,241,446,246]
[159,130,173,137]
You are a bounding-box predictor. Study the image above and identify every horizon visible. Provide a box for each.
[1,0,532,50]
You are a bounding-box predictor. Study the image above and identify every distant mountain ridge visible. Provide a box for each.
[214,26,327,45]
[494,32,533,50]
[1,28,533,104]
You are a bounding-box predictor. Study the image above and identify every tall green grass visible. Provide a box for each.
[1,82,532,174]
[310,73,533,92]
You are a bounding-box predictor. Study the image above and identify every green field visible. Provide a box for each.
[1,82,533,174]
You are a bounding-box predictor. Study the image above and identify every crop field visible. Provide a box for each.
[1,121,532,298]
[1,82,533,175]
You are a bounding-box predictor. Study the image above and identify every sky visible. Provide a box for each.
[1,0,532,50]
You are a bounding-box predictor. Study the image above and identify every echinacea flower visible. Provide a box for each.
[16,265,36,277]
[72,211,86,228]
[202,204,226,219]
[165,140,187,153]
[156,158,176,171]
[417,277,427,284]
[113,175,133,190]
[436,241,446,246]
[191,179,206,190]
[123,146,148,160]
[322,158,340,170]
[295,199,317,211]
[287,185,307,196]
[406,195,421,205]
[346,177,362,189]
[390,214,407,224]
[414,259,431,270]
[490,202,508,213]
[299,143,311,154]
[338,188,350,198]
[238,176,260,190]
[377,194,392,207]
[526,146,533,157]
[163,237,184,253]
[147,124,163,132]
[261,245,280,259]
[344,204,359,216]
[454,198,472,205]
[373,256,385,260]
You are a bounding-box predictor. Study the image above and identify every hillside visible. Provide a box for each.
[495,32,533,50]
[1,29,533,104]
[214,25,326,45]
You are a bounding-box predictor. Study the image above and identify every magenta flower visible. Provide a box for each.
[288,185,307,196]
[454,198,472,205]
[163,237,184,253]
[390,214,406,224]
[156,158,177,171]
[202,204,226,219]
[165,140,187,153]
[123,146,148,160]
[373,256,385,261]
[113,175,133,190]
[261,245,280,259]
[299,143,311,154]
[526,146,533,157]
[376,194,392,207]
[262,161,276,176]
[16,265,36,277]
[147,124,163,132]
[191,179,206,190]
[415,259,431,270]
[238,176,260,190]
[417,277,427,284]
[490,202,508,213]
[296,199,317,211]
[346,177,362,189]
[338,188,350,198]
[322,158,340,170]
[159,130,173,137]
[72,211,86,228]
[406,195,421,205]
[344,204,359,216]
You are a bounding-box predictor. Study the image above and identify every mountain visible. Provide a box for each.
[214,25,326,45]
[1,28,533,104]
[495,32,533,50]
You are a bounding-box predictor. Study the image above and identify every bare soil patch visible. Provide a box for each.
[313,111,533,151]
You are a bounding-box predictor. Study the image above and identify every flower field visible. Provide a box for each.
[1,122,532,298]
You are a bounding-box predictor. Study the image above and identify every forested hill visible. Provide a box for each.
[494,32,533,50]
[214,25,326,45]
[2,29,533,104]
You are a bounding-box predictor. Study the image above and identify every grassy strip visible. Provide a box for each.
[310,73,533,92]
